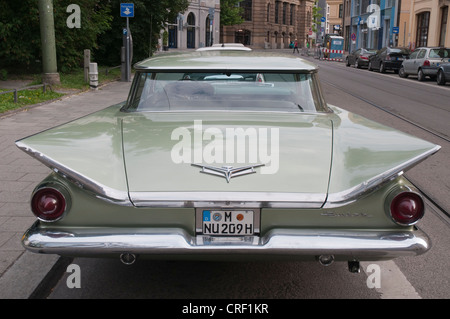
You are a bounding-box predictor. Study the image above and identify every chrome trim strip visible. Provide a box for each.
[129,192,326,208]
[15,141,132,206]
[324,145,441,208]
[23,222,431,259]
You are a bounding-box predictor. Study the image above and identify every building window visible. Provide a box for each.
[339,4,343,18]
[440,6,448,46]
[290,4,295,25]
[416,12,430,47]
[275,1,280,24]
[267,4,270,23]
[283,3,287,25]
[206,17,212,47]
[240,0,252,21]
[187,13,196,48]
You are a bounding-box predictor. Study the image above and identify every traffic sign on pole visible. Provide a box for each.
[120,3,134,17]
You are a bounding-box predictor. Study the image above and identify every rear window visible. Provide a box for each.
[123,71,330,113]
[429,48,450,58]
[390,48,410,55]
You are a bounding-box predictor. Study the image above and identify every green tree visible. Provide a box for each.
[0,0,111,73]
[94,0,189,66]
[220,0,244,26]
[311,1,323,34]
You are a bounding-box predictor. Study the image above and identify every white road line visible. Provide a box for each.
[361,261,421,299]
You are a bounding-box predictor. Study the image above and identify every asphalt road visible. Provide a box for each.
[41,57,450,302]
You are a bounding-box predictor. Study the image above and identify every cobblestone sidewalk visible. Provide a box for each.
[0,80,131,298]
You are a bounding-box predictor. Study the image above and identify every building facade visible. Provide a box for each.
[407,0,449,48]
[327,0,344,35]
[222,0,316,49]
[165,0,221,50]
[342,0,449,52]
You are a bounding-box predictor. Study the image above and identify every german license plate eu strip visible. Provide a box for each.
[195,209,260,236]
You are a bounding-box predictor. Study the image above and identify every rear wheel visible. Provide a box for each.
[437,70,446,85]
[417,69,425,81]
[368,61,373,71]
[379,62,386,73]
[399,66,408,78]
[346,58,350,67]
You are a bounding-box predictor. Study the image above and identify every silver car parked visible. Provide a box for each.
[399,47,450,81]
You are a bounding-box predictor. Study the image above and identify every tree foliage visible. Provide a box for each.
[94,0,189,67]
[0,0,111,72]
[220,0,244,26]
[0,0,189,73]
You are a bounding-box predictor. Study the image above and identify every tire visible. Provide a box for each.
[346,58,350,67]
[417,69,425,81]
[355,60,361,69]
[379,62,385,73]
[368,61,373,71]
[399,67,408,78]
[437,70,446,85]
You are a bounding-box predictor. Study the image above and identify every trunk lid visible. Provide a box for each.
[122,112,333,205]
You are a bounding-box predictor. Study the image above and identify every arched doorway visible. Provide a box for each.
[235,29,251,45]
[206,16,212,47]
[187,12,196,48]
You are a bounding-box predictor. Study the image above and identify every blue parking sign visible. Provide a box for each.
[120,3,134,17]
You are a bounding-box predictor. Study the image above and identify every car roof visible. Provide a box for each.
[134,50,318,73]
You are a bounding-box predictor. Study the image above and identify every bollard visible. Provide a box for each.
[89,62,98,90]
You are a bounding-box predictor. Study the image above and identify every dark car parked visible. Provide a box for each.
[368,47,410,73]
[437,61,450,85]
[346,48,377,68]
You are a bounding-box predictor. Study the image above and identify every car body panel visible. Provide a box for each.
[122,112,332,195]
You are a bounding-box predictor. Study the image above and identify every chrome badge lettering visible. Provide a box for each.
[192,163,265,183]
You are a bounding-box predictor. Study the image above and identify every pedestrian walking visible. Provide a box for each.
[293,39,299,54]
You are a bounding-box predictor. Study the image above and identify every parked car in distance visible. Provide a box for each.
[399,47,450,81]
[368,47,410,73]
[346,48,376,68]
[437,61,450,85]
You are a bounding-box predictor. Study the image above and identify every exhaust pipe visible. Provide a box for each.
[120,253,137,265]
[318,255,334,266]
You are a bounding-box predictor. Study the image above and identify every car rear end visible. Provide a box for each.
[422,48,450,77]
[385,48,410,71]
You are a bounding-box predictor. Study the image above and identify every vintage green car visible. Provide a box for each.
[17,49,440,272]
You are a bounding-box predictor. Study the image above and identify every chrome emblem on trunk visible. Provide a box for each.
[191,163,265,183]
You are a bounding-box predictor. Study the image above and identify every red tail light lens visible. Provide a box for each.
[423,60,430,67]
[31,188,67,222]
[390,192,424,226]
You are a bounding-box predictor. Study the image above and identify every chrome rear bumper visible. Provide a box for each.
[22,222,431,261]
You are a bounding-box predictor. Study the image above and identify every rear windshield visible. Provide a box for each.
[123,71,330,113]
[429,48,450,58]
[390,48,410,55]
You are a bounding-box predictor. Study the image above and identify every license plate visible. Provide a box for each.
[397,57,403,61]
[202,210,254,236]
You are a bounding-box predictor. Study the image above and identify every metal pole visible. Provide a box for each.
[126,17,130,82]
[38,0,60,85]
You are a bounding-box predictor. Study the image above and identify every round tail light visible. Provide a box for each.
[31,187,67,222]
[390,192,424,226]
